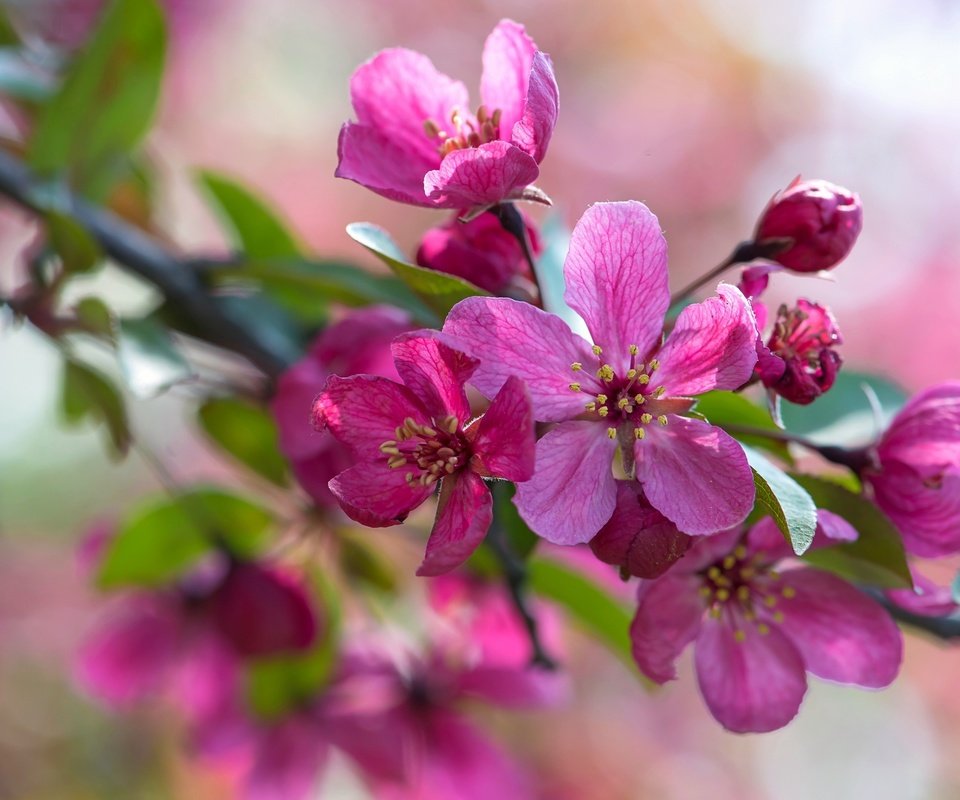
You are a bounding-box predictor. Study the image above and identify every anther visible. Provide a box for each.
[707,567,721,579]
[733,629,746,643]
[709,607,722,619]
[571,362,583,371]
[629,344,639,355]
[420,425,437,437]
[380,444,401,456]
[722,555,736,570]
[617,397,631,409]
[445,462,456,473]
[649,359,660,371]
[757,623,770,636]
[699,586,713,597]
[657,415,669,426]
[387,456,407,469]
[491,108,502,127]
[607,427,617,439]
[440,415,459,434]
[638,374,650,385]
[773,611,785,623]
[569,382,582,392]
[764,595,778,608]
[634,394,645,405]
[737,586,750,601]
[626,369,638,380]
[634,428,645,440]
[782,586,796,599]
[476,104,489,123]
[423,119,441,137]
[653,386,666,399]
[598,407,609,417]
[734,545,747,559]
[584,401,597,411]
[640,413,653,424]
[596,394,608,404]
[716,588,730,602]
[592,345,603,356]
[597,365,615,382]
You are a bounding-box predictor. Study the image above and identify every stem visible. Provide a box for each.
[0,149,291,378]
[722,422,875,473]
[492,202,543,301]
[866,590,960,640]
[669,238,792,307]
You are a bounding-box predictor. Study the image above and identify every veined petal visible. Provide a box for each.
[391,330,477,423]
[695,615,807,733]
[775,568,902,688]
[514,421,618,544]
[879,381,960,468]
[471,375,536,481]
[443,296,598,422]
[417,472,493,576]
[654,283,758,395]
[563,202,669,371]
[629,574,704,683]
[479,19,537,146]
[336,122,436,206]
[330,462,433,528]
[511,51,558,163]
[423,140,540,208]
[886,568,960,618]
[635,416,754,535]
[870,463,960,557]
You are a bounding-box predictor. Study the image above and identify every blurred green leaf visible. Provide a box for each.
[117,317,192,398]
[61,357,130,457]
[74,296,114,338]
[46,212,101,274]
[98,487,274,588]
[791,473,912,589]
[28,0,167,198]
[745,446,817,555]
[198,397,289,486]
[347,222,488,317]
[337,533,398,594]
[493,482,538,559]
[695,391,792,463]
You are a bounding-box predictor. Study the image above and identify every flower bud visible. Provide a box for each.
[754,178,862,273]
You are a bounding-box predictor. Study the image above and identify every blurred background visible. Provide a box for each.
[1,0,959,797]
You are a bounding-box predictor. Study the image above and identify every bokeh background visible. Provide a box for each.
[1,0,959,797]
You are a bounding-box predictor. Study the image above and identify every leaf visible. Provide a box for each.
[744,446,817,555]
[347,222,489,317]
[790,473,912,589]
[198,397,289,486]
[117,317,192,398]
[28,0,167,198]
[61,358,131,456]
[695,391,792,463]
[533,215,590,338]
[337,533,398,594]
[74,297,115,338]
[97,487,274,588]
[46,212,101,274]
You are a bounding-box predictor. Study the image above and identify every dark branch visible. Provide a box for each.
[866,589,960,640]
[0,149,291,378]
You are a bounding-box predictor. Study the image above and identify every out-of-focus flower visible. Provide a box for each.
[757,299,843,405]
[416,210,540,294]
[629,513,901,733]
[885,566,960,618]
[444,201,758,543]
[271,306,411,507]
[754,177,862,273]
[313,331,535,575]
[336,19,558,210]
[862,382,960,557]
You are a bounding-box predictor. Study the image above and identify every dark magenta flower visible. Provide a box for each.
[336,19,558,210]
[416,210,540,294]
[630,513,902,733]
[313,331,535,575]
[444,201,758,543]
[754,177,863,273]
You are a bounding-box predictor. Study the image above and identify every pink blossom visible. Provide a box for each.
[271,306,411,507]
[313,330,535,575]
[630,514,902,733]
[443,201,758,543]
[885,566,960,618]
[754,177,863,273]
[757,299,843,405]
[416,210,540,294]
[863,382,960,557]
[336,19,558,209]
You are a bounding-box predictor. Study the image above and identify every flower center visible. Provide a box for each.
[378,415,466,488]
[423,105,502,157]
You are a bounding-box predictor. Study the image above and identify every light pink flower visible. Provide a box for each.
[336,19,558,209]
[443,201,758,543]
[863,382,960,557]
[630,513,902,733]
[271,306,411,507]
[313,331,535,575]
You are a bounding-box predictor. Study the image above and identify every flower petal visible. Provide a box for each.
[336,122,436,205]
[870,463,960,557]
[417,472,493,576]
[443,295,598,422]
[471,375,536,481]
[510,51,559,163]
[391,330,477,423]
[423,140,540,208]
[244,717,330,800]
[694,616,807,733]
[635,416,754,535]
[514,421,618,544]
[330,462,433,528]
[775,568,902,688]
[480,19,537,145]
[563,202,669,370]
[654,284,758,395]
[879,381,960,468]
[629,574,704,683]
[886,567,960,618]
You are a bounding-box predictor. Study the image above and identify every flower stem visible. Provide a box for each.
[722,423,875,473]
[492,202,543,302]
[669,238,791,307]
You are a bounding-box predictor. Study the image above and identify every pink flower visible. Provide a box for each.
[754,177,863,273]
[313,331,535,575]
[336,19,558,209]
[443,201,758,543]
[885,566,960,618]
[271,307,411,507]
[863,382,960,557]
[630,513,902,733]
[416,210,540,294]
[757,299,843,405]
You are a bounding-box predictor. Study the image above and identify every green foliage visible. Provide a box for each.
[695,390,792,462]
[46,212,101,274]
[73,297,115,339]
[29,0,167,198]
[98,488,274,589]
[198,397,290,486]
[791,473,912,588]
[336,533,398,594]
[116,317,192,398]
[61,357,131,457]
[744,446,817,555]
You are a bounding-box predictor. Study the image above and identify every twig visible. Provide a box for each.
[492,202,543,302]
[866,590,960,640]
[669,238,791,307]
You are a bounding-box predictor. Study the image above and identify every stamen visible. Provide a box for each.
[653,386,666,398]
[629,344,639,355]
[734,545,748,559]
[709,607,722,619]
[584,401,597,412]
[737,586,750,601]
[423,119,441,137]
[597,364,615,382]
[707,567,721,580]
[657,415,669,426]
[491,108,502,127]
[757,623,770,636]
[773,611,785,623]
[634,394,645,405]
[617,397,631,410]
[640,413,653,424]
[626,369,638,380]
[722,555,736,570]
[596,394,608,404]
[638,374,650,385]
[592,345,603,356]
[476,104,488,123]
[763,595,778,608]
[716,588,730,602]
[634,428,645,440]
[387,456,407,469]
[733,629,746,643]
[379,444,400,455]
[649,359,660,371]
[698,586,712,597]
[440,415,459,434]
[571,362,583,371]
[569,382,582,392]
[607,427,617,439]
[782,586,796,599]
[597,407,609,417]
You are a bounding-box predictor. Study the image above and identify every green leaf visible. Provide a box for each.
[790,473,912,589]
[98,488,274,588]
[61,358,131,456]
[347,222,489,317]
[493,482,538,559]
[744,446,817,555]
[46,212,101,274]
[337,533,398,594]
[695,391,792,463]
[117,317,192,398]
[74,296,115,338]
[28,0,167,198]
[198,397,289,486]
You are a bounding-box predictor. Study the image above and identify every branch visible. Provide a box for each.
[867,590,960,640]
[0,149,291,378]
